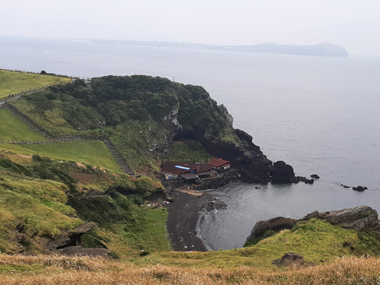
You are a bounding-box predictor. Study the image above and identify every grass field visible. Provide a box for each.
[0,141,123,173]
[0,69,71,99]
[0,108,45,140]
[0,254,379,284]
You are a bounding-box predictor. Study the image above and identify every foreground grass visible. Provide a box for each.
[0,70,71,99]
[0,141,122,173]
[0,254,379,284]
[0,109,45,140]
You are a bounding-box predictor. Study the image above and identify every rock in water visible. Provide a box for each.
[269,161,295,183]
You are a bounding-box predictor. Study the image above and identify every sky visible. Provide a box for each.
[1,0,380,56]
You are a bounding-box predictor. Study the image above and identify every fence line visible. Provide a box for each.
[0,81,69,104]
[0,136,103,145]
[0,68,91,82]
[0,136,134,175]
[0,69,93,104]
[3,103,54,138]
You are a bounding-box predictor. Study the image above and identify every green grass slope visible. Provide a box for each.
[0,170,82,253]
[0,109,45,140]
[0,141,122,173]
[0,70,71,99]
[152,219,373,269]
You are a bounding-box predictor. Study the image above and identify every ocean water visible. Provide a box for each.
[1,37,380,250]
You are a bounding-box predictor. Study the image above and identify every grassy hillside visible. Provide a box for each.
[0,70,71,99]
[0,108,45,140]
[0,141,122,173]
[0,148,167,256]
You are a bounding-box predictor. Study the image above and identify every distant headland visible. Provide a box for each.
[90,39,349,58]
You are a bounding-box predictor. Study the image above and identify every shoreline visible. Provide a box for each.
[166,190,210,252]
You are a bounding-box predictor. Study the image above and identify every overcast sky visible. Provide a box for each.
[1,0,380,56]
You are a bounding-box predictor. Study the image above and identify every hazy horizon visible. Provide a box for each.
[1,0,380,56]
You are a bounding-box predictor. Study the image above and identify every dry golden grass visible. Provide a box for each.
[1,254,380,284]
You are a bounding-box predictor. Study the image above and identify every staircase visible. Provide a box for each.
[103,140,134,176]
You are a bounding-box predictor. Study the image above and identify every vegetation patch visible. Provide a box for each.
[168,140,211,162]
[0,69,71,99]
[0,141,122,173]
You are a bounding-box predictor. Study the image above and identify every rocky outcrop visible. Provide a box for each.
[39,222,104,253]
[269,161,295,183]
[245,206,380,246]
[313,206,380,231]
[245,217,297,245]
[60,246,110,257]
[272,252,305,268]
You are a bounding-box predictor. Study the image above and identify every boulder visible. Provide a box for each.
[245,217,297,244]
[39,222,97,251]
[60,246,110,257]
[301,211,320,220]
[269,161,295,183]
[71,222,96,235]
[272,252,304,267]
[318,206,380,231]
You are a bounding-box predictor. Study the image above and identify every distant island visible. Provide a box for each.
[90,39,349,58]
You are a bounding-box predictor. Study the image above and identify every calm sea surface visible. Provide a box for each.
[1,37,380,250]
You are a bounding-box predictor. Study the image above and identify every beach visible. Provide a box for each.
[166,190,210,251]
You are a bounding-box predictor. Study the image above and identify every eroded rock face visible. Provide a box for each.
[245,217,297,244]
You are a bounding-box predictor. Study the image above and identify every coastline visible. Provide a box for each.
[166,190,209,252]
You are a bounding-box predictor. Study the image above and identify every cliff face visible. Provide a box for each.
[11,75,275,181]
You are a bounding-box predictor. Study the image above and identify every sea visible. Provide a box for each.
[1,37,379,250]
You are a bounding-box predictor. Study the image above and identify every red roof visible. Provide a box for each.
[208,158,231,167]
[161,162,212,175]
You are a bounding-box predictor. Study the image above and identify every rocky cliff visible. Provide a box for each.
[11,75,296,182]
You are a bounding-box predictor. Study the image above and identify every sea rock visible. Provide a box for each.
[294,176,314,184]
[311,174,320,179]
[245,217,297,244]
[269,161,295,183]
[272,252,304,267]
[353,186,367,192]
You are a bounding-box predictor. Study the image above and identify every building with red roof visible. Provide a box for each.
[208,158,231,170]
[161,161,213,180]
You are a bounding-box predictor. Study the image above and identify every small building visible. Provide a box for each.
[161,161,212,180]
[179,173,199,181]
[197,169,218,178]
[208,158,231,170]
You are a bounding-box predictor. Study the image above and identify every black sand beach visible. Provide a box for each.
[166,190,210,251]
